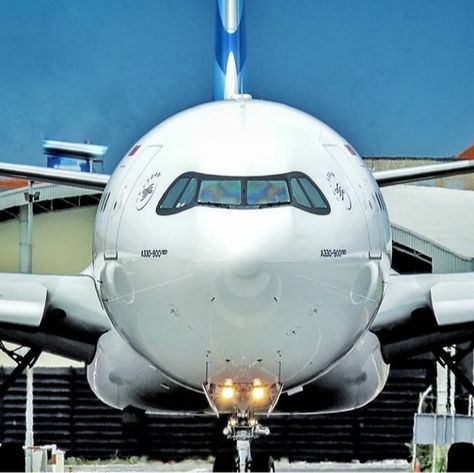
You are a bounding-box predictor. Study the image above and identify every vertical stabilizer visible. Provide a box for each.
[214,0,247,100]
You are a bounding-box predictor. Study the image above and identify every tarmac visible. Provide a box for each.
[66,459,410,472]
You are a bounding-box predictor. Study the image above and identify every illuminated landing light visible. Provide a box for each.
[222,386,235,399]
[252,386,266,401]
[221,379,235,400]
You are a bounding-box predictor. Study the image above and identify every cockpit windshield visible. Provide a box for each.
[157,172,330,215]
[198,180,242,206]
[247,180,291,206]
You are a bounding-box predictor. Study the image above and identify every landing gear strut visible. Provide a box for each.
[0,342,41,397]
[433,346,474,471]
[214,413,274,472]
[434,346,474,397]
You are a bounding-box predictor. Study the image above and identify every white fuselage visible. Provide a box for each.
[90,99,392,411]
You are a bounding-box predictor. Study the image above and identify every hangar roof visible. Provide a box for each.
[382,185,474,260]
[0,183,100,222]
[0,183,98,209]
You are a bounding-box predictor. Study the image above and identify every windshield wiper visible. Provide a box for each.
[259,201,290,208]
[198,201,232,208]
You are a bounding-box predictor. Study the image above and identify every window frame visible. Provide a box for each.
[156,172,331,216]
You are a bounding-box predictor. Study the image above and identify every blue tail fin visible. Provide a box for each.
[214,0,247,100]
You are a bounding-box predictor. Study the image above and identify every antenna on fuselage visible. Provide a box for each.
[214,0,247,100]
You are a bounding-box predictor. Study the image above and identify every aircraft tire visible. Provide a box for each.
[251,453,275,472]
[0,442,25,472]
[447,442,474,471]
[213,451,237,472]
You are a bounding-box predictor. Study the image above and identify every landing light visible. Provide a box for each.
[222,386,235,400]
[252,386,265,401]
[221,379,235,400]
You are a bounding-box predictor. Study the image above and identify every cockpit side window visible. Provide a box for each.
[157,172,330,215]
[159,177,189,209]
[176,178,198,208]
[299,177,328,210]
[289,178,311,208]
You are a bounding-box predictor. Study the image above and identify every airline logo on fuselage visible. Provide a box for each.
[326,171,352,210]
[135,172,161,210]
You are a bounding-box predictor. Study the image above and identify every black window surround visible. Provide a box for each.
[156,172,331,216]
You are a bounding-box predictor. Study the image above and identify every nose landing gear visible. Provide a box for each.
[213,414,274,472]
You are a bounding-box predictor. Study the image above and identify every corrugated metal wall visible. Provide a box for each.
[0,362,432,462]
[0,184,99,214]
[391,225,473,273]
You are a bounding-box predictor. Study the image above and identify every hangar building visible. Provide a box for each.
[383,185,474,274]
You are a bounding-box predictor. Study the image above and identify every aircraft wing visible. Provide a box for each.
[0,164,110,361]
[0,272,110,362]
[372,272,474,362]
[373,159,474,187]
[0,162,109,190]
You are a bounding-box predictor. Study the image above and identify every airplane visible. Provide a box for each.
[1,1,474,471]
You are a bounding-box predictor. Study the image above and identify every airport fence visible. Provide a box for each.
[0,361,432,462]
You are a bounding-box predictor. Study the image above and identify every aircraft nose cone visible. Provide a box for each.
[215,264,279,328]
[196,207,291,266]
[195,209,292,327]
[231,255,261,277]
[223,260,273,298]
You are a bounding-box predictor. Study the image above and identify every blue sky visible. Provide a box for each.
[0,0,473,172]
